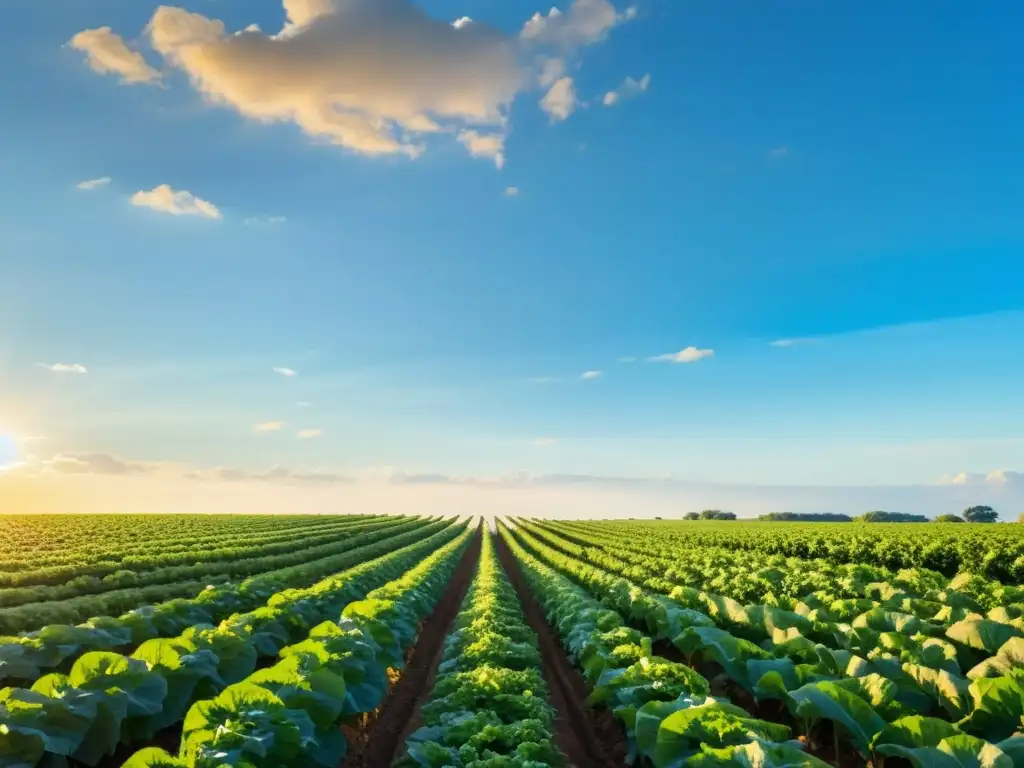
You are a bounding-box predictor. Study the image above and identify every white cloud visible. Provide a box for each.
[650,347,714,364]
[68,27,161,84]
[527,376,558,384]
[297,428,323,439]
[534,437,556,447]
[540,76,577,121]
[986,469,1022,485]
[76,177,112,191]
[768,146,788,160]
[505,185,520,197]
[37,363,88,374]
[538,57,567,87]
[244,215,287,226]
[580,370,603,380]
[602,72,649,106]
[254,420,287,433]
[457,130,506,169]
[938,469,1024,489]
[143,2,523,161]
[74,0,635,167]
[272,367,298,377]
[521,0,633,49]
[295,401,313,408]
[283,0,338,29]
[131,184,222,219]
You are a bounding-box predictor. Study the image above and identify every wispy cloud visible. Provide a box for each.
[581,370,603,380]
[68,27,161,85]
[3,452,148,476]
[768,146,789,160]
[295,401,313,408]
[617,356,636,363]
[769,337,816,348]
[297,428,323,439]
[76,177,111,191]
[37,363,88,374]
[527,376,558,384]
[253,420,287,433]
[533,437,556,447]
[649,347,714,364]
[602,72,650,106]
[244,215,287,226]
[131,185,221,219]
[272,367,297,377]
[205,465,351,485]
[505,185,520,197]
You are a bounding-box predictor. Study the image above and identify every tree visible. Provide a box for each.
[963,505,998,523]
[700,509,737,520]
[935,514,964,523]
[683,512,700,520]
[858,511,929,523]
[1019,512,1024,524]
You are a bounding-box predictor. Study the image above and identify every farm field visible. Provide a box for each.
[1,515,1023,767]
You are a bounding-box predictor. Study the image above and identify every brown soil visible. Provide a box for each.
[494,532,628,768]
[340,527,483,768]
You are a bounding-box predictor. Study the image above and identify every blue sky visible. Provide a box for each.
[2,0,1024,515]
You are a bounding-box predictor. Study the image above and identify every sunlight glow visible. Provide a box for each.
[0,433,17,467]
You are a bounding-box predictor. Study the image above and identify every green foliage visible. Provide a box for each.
[399,533,566,767]
[759,513,854,522]
[509,517,1024,767]
[935,514,966,523]
[964,506,999,524]
[859,511,930,523]
[700,510,737,521]
[0,522,470,767]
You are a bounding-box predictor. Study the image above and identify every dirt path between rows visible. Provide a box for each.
[494,531,627,768]
[340,527,483,768]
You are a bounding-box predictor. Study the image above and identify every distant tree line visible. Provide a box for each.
[678,505,1013,523]
[683,509,737,520]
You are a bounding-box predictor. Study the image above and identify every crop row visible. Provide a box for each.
[515,519,1023,705]
[121,523,477,767]
[0,517,417,609]
[505,521,1024,765]
[0,514,342,566]
[0,520,470,767]
[569,518,1024,583]
[394,529,565,767]
[0,517,447,681]
[495,522,837,766]
[530,518,1024,620]
[0,514,383,587]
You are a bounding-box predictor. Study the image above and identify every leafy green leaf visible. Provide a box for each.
[788,681,886,753]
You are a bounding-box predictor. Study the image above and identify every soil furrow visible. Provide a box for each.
[340,527,483,768]
[493,530,627,768]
